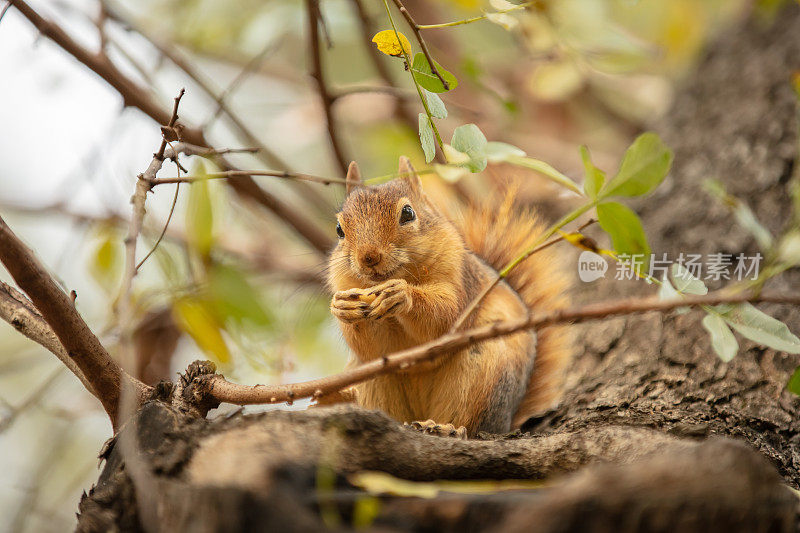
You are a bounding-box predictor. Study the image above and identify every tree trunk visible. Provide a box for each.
[77,6,800,532]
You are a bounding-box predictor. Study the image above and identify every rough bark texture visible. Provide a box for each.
[76,6,800,532]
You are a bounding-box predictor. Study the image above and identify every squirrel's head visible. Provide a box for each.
[329,157,458,286]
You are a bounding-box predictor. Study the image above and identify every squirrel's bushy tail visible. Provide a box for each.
[453,188,572,427]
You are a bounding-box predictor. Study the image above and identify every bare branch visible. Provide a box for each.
[307,0,349,175]
[0,214,150,429]
[204,291,800,406]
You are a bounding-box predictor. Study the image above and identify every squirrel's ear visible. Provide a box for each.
[398,156,423,195]
[345,161,362,197]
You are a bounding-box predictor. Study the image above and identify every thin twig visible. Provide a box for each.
[307,0,349,175]
[136,160,182,271]
[205,291,800,406]
[416,1,533,30]
[152,169,348,186]
[165,143,259,158]
[389,0,449,90]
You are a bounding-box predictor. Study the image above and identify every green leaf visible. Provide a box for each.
[702,313,739,362]
[580,145,605,200]
[208,263,274,328]
[702,178,773,250]
[186,162,214,256]
[670,263,708,295]
[733,201,773,251]
[507,155,583,196]
[601,132,673,198]
[411,53,458,93]
[451,124,487,173]
[418,113,436,163]
[596,201,651,275]
[424,89,447,119]
[485,142,525,163]
[715,303,800,353]
[787,366,800,396]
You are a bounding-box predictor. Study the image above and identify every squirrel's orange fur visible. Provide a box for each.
[326,158,571,435]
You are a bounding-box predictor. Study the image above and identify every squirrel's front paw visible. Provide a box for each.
[332,279,411,323]
[364,279,411,320]
[331,288,370,323]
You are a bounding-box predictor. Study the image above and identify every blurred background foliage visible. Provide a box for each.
[0,0,778,529]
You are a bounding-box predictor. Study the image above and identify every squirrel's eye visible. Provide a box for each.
[400,205,416,225]
[336,222,345,239]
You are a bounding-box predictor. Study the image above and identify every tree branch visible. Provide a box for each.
[307,0,349,175]
[0,281,95,395]
[0,215,150,429]
[203,291,800,406]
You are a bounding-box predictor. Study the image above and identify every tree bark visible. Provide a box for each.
[76,5,800,532]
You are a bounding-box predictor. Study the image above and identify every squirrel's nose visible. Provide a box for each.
[361,250,382,267]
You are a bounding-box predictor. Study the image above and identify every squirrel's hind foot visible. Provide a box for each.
[405,419,467,439]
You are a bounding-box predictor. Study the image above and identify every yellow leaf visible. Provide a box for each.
[349,471,545,498]
[558,230,614,257]
[372,30,412,58]
[172,297,231,364]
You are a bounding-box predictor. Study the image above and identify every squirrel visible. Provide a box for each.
[325,157,571,437]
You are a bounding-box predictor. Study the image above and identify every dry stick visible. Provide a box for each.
[153,169,349,187]
[206,291,800,405]
[389,0,449,90]
[451,218,597,333]
[307,0,350,176]
[9,0,332,255]
[0,215,150,429]
[0,281,95,396]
